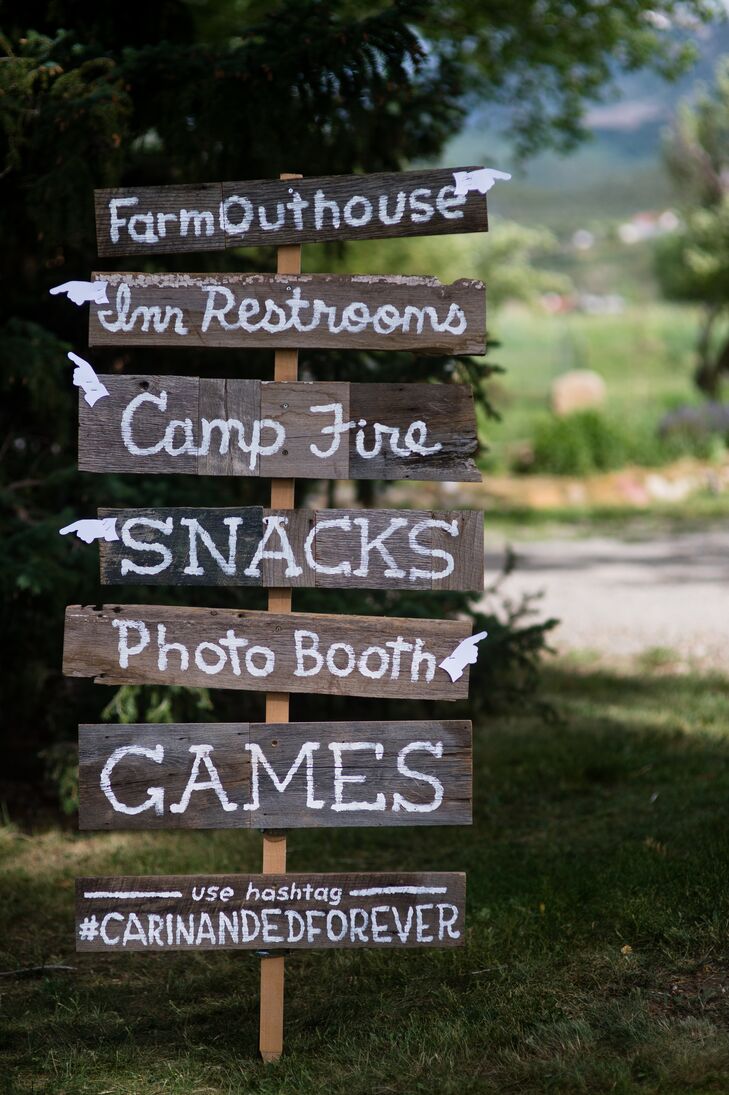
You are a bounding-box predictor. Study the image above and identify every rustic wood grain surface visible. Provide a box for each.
[87,273,486,354]
[78,720,472,829]
[94,167,488,254]
[78,376,481,481]
[75,872,467,950]
[63,604,473,700]
[96,507,484,591]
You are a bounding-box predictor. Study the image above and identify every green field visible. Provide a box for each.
[4,662,729,1093]
[483,302,708,472]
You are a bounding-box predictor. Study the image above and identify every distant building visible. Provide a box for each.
[618,210,679,245]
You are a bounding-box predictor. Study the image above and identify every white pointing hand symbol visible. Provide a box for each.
[59,518,119,545]
[50,280,108,306]
[68,353,109,406]
[439,630,488,683]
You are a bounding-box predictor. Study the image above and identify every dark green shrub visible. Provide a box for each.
[531,411,629,475]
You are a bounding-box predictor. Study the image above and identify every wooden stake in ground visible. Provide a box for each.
[259,173,301,1063]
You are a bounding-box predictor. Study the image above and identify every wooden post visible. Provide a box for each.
[259,173,302,1063]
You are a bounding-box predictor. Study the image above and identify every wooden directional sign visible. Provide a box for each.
[78,376,481,481]
[97,507,484,591]
[78,721,472,830]
[63,605,474,700]
[94,167,489,255]
[87,273,485,354]
[76,872,466,950]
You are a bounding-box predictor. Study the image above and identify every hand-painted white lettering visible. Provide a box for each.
[330,742,386,812]
[303,515,352,576]
[97,284,188,335]
[378,191,406,224]
[128,212,158,244]
[243,741,324,812]
[100,743,165,815]
[169,744,238,814]
[219,195,253,235]
[309,402,355,458]
[358,646,389,679]
[408,188,435,222]
[179,209,214,237]
[157,624,189,672]
[113,618,150,667]
[411,637,436,682]
[408,518,457,582]
[243,515,303,578]
[314,189,340,230]
[195,282,465,339]
[343,195,373,227]
[370,906,393,943]
[156,211,178,238]
[181,516,243,576]
[108,197,139,242]
[104,176,484,248]
[294,630,323,677]
[101,912,124,945]
[416,903,434,942]
[435,184,467,219]
[194,640,228,675]
[113,619,278,680]
[119,389,441,468]
[292,629,436,683]
[109,615,442,686]
[120,517,173,575]
[352,516,408,578]
[392,741,445,813]
[120,388,285,464]
[81,898,461,948]
[325,641,356,677]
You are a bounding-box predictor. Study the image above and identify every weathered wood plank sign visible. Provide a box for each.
[78,376,481,482]
[87,273,486,354]
[94,167,489,255]
[97,507,484,591]
[63,604,473,700]
[78,721,472,829]
[76,872,466,950]
[62,163,493,1059]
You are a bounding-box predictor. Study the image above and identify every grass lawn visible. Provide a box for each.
[483,303,707,472]
[3,663,729,1092]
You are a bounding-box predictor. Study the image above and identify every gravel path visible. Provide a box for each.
[484,529,729,669]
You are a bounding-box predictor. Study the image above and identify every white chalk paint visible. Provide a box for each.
[81,903,461,946]
[119,390,443,468]
[83,890,183,899]
[115,512,458,584]
[452,168,512,196]
[100,744,164,815]
[169,744,238,814]
[94,737,450,817]
[50,280,108,306]
[59,517,119,544]
[96,281,468,341]
[198,284,467,338]
[68,352,109,406]
[348,886,448,896]
[439,630,488,682]
[106,183,468,246]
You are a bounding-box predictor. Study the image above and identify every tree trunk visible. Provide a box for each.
[694,304,725,397]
